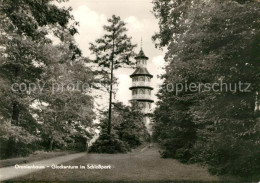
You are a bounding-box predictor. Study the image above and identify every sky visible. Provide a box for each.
[60,0,165,108]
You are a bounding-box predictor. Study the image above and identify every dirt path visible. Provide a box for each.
[4,146,219,182]
[0,152,85,181]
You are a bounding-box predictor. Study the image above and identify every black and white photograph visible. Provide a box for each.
[0,0,260,182]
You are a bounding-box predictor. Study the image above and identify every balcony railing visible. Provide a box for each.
[132,81,151,87]
[132,94,151,100]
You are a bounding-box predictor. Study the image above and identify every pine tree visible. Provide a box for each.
[90,15,136,135]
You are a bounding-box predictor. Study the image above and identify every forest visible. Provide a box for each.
[152,0,260,178]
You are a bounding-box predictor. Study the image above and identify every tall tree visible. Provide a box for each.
[34,43,95,151]
[152,0,260,178]
[90,15,136,135]
[151,0,194,48]
[0,0,80,125]
[0,0,94,157]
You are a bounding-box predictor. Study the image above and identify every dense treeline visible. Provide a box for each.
[0,0,95,158]
[0,0,148,159]
[152,0,260,179]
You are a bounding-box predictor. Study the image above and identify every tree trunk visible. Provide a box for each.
[11,101,20,125]
[49,137,54,151]
[86,140,89,152]
[108,34,115,135]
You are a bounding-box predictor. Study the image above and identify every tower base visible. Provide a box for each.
[143,116,152,135]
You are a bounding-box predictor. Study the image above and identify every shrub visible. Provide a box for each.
[89,133,129,153]
[0,122,41,159]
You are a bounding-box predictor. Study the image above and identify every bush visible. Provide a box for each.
[206,138,260,177]
[89,133,129,153]
[0,122,42,159]
[91,102,150,154]
[0,138,40,159]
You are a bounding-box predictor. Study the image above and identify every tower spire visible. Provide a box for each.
[141,37,143,50]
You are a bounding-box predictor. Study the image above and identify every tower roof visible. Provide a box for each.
[135,49,149,60]
[130,67,153,78]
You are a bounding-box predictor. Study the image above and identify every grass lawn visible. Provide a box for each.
[8,146,228,182]
[0,151,71,168]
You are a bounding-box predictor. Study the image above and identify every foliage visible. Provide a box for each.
[89,15,136,69]
[112,102,150,148]
[34,44,95,151]
[153,95,197,162]
[90,102,149,153]
[0,0,95,158]
[89,133,129,154]
[0,120,41,159]
[152,0,260,178]
[152,0,192,48]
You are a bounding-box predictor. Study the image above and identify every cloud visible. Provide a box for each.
[152,55,165,68]
[73,5,107,57]
[125,16,142,31]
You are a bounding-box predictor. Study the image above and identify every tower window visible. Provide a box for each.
[140,89,145,94]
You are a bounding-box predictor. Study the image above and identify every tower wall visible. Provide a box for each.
[129,48,154,134]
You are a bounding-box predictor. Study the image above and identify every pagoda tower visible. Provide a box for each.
[129,47,154,133]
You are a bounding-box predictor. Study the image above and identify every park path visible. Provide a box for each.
[7,145,219,182]
[0,152,85,181]
[1,145,221,182]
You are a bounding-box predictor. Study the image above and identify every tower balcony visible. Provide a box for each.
[132,94,152,100]
[132,81,151,87]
